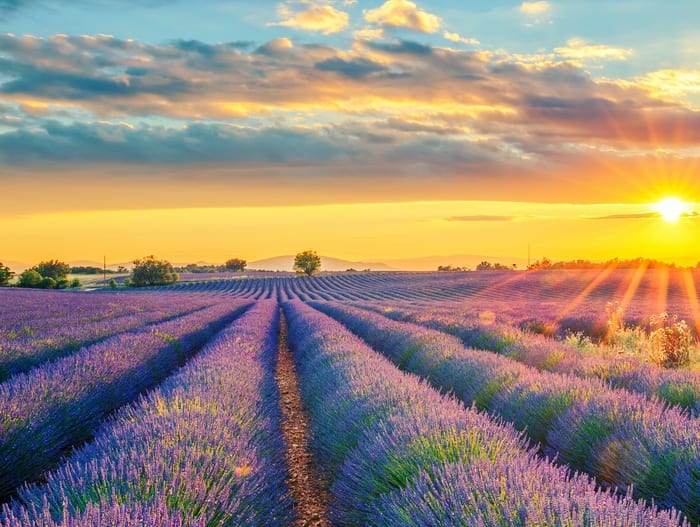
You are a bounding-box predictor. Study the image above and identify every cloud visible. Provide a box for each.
[368,39,433,55]
[273,1,349,35]
[447,215,516,222]
[364,0,441,33]
[353,27,385,41]
[443,31,479,46]
[554,38,633,63]
[637,69,700,100]
[590,212,661,220]
[590,211,700,221]
[1,32,700,203]
[255,37,295,55]
[0,0,172,19]
[315,57,387,78]
[0,121,355,164]
[519,1,551,15]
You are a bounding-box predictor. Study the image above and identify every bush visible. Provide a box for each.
[18,269,43,288]
[70,278,81,288]
[294,250,321,276]
[130,256,178,287]
[108,279,118,289]
[39,277,57,289]
[648,313,692,368]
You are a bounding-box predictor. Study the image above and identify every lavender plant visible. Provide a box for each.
[1,300,292,527]
[0,301,251,499]
[285,301,686,526]
[313,301,700,523]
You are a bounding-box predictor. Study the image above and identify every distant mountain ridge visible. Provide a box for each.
[3,253,529,273]
[249,255,396,272]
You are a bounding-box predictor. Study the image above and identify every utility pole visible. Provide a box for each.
[103,255,106,284]
[527,243,531,270]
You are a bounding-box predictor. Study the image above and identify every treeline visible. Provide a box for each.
[175,259,247,273]
[438,262,516,272]
[0,256,253,289]
[71,265,129,274]
[528,257,700,270]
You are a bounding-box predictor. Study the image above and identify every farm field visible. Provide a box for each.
[1,268,699,526]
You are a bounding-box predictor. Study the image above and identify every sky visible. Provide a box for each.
[2,0,699,268]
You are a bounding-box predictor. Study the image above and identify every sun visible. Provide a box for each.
[654,197,688,223]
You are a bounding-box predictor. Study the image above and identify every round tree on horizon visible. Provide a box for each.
[294,250,321,276]
[225,258,247,272]
[130,255,179,287]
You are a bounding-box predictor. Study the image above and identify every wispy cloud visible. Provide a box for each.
[590,212,661,220]
[447,215,516,222]
[364,0,442,33]
[554,38,633,63]
[519,1,551,15]
[443,30,479,46]
[273,1,349,35]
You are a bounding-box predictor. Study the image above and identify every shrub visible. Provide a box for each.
[17,269,43,288]
[70,278,81,288]
[39,276,57,289]
[648,313,692,368]
[130,256,178,287]
[108,279,118,289]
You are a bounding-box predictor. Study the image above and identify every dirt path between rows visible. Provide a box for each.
[275,310,332,527]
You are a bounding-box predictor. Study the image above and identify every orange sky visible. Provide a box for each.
[4,200,699,269]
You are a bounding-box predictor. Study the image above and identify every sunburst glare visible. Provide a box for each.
[654,197,689,223]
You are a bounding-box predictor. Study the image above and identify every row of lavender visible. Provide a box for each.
[1,301,294,526]
[284,301,685,526]
[0,290,148,333]
[0,300,250,499]
[313,302,700,524]
[161,269,700,323]
[165,273,482,302]
[367,303,700,415]
[0,293,218,382]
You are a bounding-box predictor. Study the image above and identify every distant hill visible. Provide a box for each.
[1,260,30,273]
[249,255,396,272]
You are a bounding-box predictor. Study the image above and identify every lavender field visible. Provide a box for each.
[1,268,700,526]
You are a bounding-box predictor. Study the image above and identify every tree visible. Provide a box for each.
[35,260,70,281]
[18,269,43,288]
[130,255,179,287]
[294,250,321,276]
[476,261,493,271]
[225,258,247,272]
[0,263,13,286]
